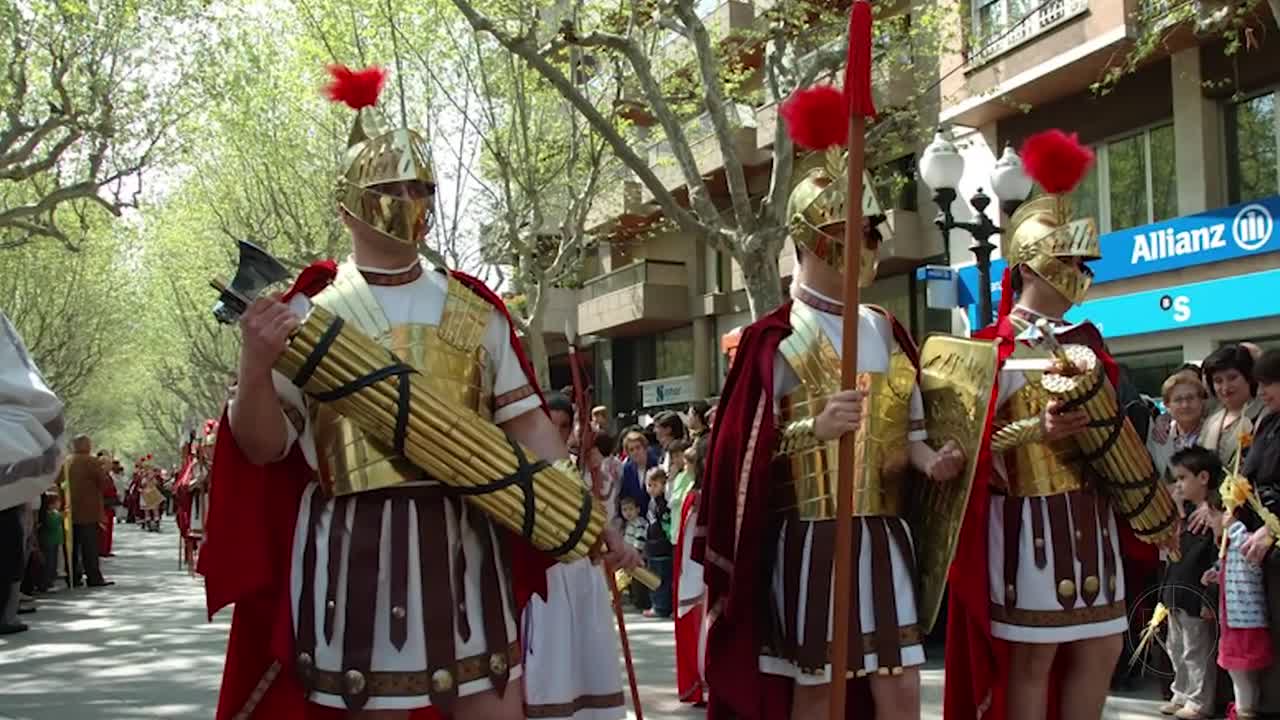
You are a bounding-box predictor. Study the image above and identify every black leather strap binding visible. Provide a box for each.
[294,315,345,388]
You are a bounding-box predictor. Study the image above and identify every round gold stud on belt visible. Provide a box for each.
[1083,576,1100,595]
[296,652,314,677]
[431,668,454,693]
[489,652,508,676]
[326,599,336,611]
[344,668,366,695]
[1108,576,1117,593]
[391,605,407,620]
[1057,579,1076,599]
[1033,538,1045,549]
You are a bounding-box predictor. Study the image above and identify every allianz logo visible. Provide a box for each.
[1128,203,1274,264]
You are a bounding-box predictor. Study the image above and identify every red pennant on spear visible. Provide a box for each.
[833,2,875,718]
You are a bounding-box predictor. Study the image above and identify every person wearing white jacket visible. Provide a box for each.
[0,310,65,634]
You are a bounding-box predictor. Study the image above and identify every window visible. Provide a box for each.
[655,325,693,378]
[1113,347,1185,401]
[973,0,1034,45]
[1066,124,1178,233]
[1227,92,1280,204]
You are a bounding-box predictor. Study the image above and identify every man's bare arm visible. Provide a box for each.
[230,297,298,465]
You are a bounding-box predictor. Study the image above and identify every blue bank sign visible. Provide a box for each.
[1064,267,1280,339]
[951,195,1280,311]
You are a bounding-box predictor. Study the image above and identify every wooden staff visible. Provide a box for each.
[830,3,876,719]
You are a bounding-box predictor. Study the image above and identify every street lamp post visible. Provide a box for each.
[919,128,1033,328]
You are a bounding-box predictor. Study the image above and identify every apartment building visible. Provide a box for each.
[572,0,947,420]
[930,0,1280,396]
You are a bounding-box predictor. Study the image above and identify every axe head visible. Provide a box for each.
[211,240,290,324]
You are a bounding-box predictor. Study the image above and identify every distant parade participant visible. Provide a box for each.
[944,130,1178,720]
[96,452,120,557]
[198,63,638,720]
[137,457,163,532]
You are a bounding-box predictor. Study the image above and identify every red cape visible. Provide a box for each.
[942,315,1160,720]
[198,265,554,720]
[673,488,705,705]
[693,301,878,719]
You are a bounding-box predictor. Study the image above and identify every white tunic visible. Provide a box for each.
[986,309,1128,644]
[234,259,543,711]
[759,286,929,682]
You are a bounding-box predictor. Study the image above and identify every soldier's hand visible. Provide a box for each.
[238,296,299,379]
[1042,399,1089,441]
[1200,567,1220,586]
[599,525,642,571]
[814,390,864,442]
[928,440,967,483]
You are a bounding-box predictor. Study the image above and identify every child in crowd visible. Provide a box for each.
[1206,455,1274,720]
[585,432,623,530]
[1161,447,1223,720]
[666,439,691,542]
[36,492,64,592]
[644,467,673,618]
[620,496,650,611]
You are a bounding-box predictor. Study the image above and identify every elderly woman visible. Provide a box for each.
[1201,344,1268,468]
[1148,370,1210,480]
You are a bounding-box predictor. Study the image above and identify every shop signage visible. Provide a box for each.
[640,374,695,408]
[1062,267,1280,339]
[952,195,1280,309]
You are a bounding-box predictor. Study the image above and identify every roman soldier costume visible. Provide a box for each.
[199,65,607,719]
[944,130,1175,720]
[694,129,992,715]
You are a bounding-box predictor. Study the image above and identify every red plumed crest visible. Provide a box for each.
[281,259,339,303]
[324,65,386,110]
[1019,129,1094,194]
[780,85,848,151]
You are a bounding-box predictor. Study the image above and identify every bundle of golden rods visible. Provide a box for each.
[279,305,606,564]
[1041,344,1178,546]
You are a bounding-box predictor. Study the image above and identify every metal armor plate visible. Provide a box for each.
[906,335,999,632]
[778,302,915,520]
[309,267,494,496]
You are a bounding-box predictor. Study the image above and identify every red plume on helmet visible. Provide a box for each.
[323,65,386,110]
[780,85,848,152]
[1019,129,1094,194]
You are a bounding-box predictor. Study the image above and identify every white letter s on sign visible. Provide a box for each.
[1172,295,1192,323]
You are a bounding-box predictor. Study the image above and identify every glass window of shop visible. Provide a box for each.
[1113,347,1184,401]
[1226,91,1280,204]
[1068,124,1177,233]
[655,325,693,378]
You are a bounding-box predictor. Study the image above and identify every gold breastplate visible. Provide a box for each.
[995,372,1086,498]
[778,303,916,520]
[310,269,494,496]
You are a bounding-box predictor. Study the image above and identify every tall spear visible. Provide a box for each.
[566,322,645,720]
[831,3,876,718]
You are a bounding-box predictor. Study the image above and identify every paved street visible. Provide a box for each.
[1,525,1166,719]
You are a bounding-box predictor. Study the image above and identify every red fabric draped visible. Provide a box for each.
[673,489,705,706]
[199,265,554,719]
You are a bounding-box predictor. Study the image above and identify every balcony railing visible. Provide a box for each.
[969,0,1089,67]
[581,259,686,300]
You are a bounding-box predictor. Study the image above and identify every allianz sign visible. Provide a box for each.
[1129,203,1274,264]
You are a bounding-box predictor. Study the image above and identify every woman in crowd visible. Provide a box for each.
[1201,344,1267,469]
[1237,348,1280,716]
[618,429,658,519]
[686,400,711,441]
[1149,369,1210,480]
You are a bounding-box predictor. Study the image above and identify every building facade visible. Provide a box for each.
[927,0,1280,398]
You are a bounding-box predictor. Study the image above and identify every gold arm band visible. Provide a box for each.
[990,417,1045,454]
[777,417,822,457]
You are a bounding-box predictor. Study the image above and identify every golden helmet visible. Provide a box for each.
[787,150,888,288]
[326,65,435,248]
[1003,130,1100,307]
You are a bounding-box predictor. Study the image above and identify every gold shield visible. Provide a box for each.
[906,335,999,632]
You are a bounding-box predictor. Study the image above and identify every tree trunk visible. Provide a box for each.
[522,288,553,391]
[736,239,786,319]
